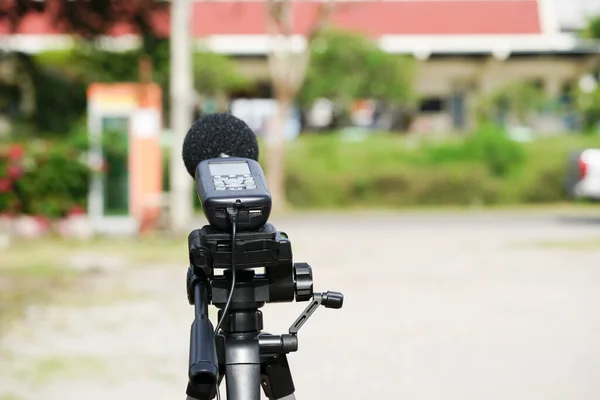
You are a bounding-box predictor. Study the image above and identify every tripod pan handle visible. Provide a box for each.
[188,282,219,398]
[189,315,219,391]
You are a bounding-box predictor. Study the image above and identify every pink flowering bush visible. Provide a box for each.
[0,140,91,219]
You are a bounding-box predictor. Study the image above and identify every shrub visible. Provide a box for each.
[282,131,600,209]
[464,123,525,177]
[498,134,597,203]
[422,124,525,177]
[9,126,593,217]
[364,164,500,206]
[285,162,501,209]
[0,138,91,218]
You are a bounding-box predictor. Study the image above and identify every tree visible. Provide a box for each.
[39,42,168,85]
[0,0,169,135]
[265,0,335,212]
[573,83,600,132]
[0,52,37,125]
[497,82,546,126]
[476,81,547,127]
[193,50,252,112]
[583,15,600,39]
[572,15,600,132]
[0,0,168,53]
[299,29,415,125]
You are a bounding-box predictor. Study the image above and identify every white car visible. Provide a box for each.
[566,149,600,200]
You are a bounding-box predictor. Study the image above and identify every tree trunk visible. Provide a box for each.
[216,91,229,113]
[265,0,335,213]
[0,53,36,119]
[266,94,291,213]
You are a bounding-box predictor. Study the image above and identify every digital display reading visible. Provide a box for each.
[209,161,251,176]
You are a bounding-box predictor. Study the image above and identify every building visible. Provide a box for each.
[1,0,600,133]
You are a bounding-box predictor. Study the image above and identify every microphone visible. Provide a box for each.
[182,113,271,232]
[182,113,260,177]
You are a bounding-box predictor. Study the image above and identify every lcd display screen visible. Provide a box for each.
[208,161,251,176]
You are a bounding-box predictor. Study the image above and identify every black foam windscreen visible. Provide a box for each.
[181,113,260,177]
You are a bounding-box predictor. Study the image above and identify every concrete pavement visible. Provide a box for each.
[1,210,599,400]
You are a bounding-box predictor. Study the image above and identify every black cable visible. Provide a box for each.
[214,207,238,335]
[214,207,239,400]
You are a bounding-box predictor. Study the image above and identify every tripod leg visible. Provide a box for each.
[224,336,261,400]
[261,354,296,400]
[269,395,295,400]
[225,363,261,400]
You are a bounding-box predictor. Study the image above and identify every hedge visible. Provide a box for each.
[4,129,600,219]
[280,128,600,209]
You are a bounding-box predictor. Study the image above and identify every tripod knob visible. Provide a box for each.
[320,291,344,309]
[293,263,313,302]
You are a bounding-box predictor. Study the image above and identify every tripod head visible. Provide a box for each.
[185,222,344,400]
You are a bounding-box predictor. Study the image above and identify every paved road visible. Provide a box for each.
[1,210,600,400]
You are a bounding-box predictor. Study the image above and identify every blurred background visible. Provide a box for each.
[1,0,600,399]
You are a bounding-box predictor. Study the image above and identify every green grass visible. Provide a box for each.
[0,259,77,334]
[0,394,24,400]
[3,234,189,270]
[9,355,108,385]
[534,238,600,251]
[0,234,192,333]
[278,201,600,215]
[284,132,423,175]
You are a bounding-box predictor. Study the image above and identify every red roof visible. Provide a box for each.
[0,0,542,37]
[192,1,542,36]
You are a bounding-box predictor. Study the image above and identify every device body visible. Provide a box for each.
[195,157,272,231]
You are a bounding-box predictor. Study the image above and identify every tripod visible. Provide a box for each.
[184,223,343,400]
